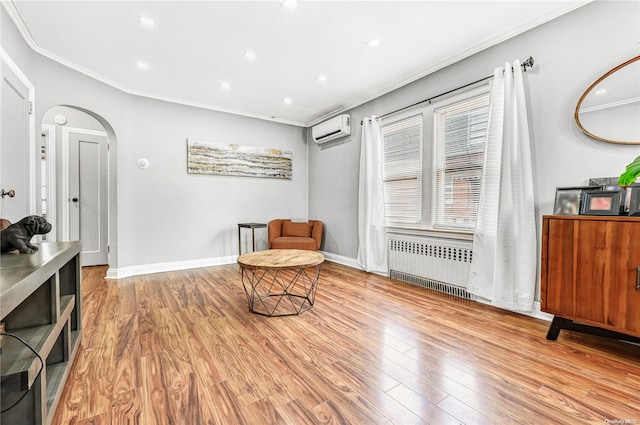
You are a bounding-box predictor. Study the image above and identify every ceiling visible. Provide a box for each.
[6,1,589,127]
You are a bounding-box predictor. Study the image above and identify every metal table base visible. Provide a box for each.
[241,265,321,317]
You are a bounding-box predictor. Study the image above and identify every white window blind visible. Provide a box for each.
[381,114,422,225]
[433,92,490,231]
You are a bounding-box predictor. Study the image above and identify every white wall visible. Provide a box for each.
[309,1,640,264]
[2,8,309,275]
[4,1,639,280]
[116,95,308,270]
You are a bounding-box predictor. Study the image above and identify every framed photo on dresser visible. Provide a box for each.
[580,190,620,215]
[628,185,640,216]
[553,186,600,215]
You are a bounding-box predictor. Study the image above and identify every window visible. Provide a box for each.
[379,86,490,232]
[381,114,422,225]
[433,92,490,231]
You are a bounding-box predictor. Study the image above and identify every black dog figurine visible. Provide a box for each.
[1,215,52,254]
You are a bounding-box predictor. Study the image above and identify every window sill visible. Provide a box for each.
[386,226,474,242]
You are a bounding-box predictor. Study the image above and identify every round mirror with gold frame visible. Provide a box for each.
[574,55,640,145]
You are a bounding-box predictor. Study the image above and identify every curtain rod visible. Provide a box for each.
[361,56,534,124]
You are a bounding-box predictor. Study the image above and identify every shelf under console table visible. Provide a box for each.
[1,241,82,425]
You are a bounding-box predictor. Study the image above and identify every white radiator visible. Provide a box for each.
[388,234,476,300]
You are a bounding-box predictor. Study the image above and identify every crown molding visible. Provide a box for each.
[1,1,306,128]
[4,0,590,129]
[306,1,592,127]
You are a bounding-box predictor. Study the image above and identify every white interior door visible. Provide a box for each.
[68,130,108,266]
[1,54,32,221]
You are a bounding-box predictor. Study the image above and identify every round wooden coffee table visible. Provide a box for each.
[237,249,324,316]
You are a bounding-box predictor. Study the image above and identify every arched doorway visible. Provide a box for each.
[41,105,115,267]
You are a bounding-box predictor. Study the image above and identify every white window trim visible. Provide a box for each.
[379,83,491,237]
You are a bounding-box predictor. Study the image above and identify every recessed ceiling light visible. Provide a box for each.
[137,14,154,29]
[595,88,607,95]
[283,97,292,105]
[136,60,148,70]
[281,0,299,9]
[243,50,257,60]
[220,81,231,90]
[316,74,328,82]
[366,37,381,48]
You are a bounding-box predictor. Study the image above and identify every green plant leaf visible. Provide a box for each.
[618,155,640,187]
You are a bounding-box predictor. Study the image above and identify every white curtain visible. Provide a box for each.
[467,60,537,312]
[357,116,388,274]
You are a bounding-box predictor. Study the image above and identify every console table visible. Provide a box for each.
[238,249,324,316]
[541,215,640,342]
[1,242,82,425]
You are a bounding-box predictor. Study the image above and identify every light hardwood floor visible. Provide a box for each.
[51,261,640,425]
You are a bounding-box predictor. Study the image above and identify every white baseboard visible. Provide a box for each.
[320,252,391,277]
[529,302,554,322]
[474,297,553,322]
[105,251,357,280]
[317,252,553,320]
[105,255,237,279]
[320,251,361,269]
[105,251,352,280]
[104,252,554,323]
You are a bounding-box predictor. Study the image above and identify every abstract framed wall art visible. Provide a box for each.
[187,139,292,180]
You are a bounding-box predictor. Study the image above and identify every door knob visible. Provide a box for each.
[72,197,79,203]
[1,189,16,198]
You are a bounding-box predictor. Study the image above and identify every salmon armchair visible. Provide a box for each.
[268,219,323,251]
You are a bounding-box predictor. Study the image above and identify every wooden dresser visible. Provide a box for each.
[1,242,82,425]
[541,215,640,341]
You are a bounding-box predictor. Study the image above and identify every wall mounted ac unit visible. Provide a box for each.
[311,114,351,144]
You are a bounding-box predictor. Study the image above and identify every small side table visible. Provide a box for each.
[237,223,267,255]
